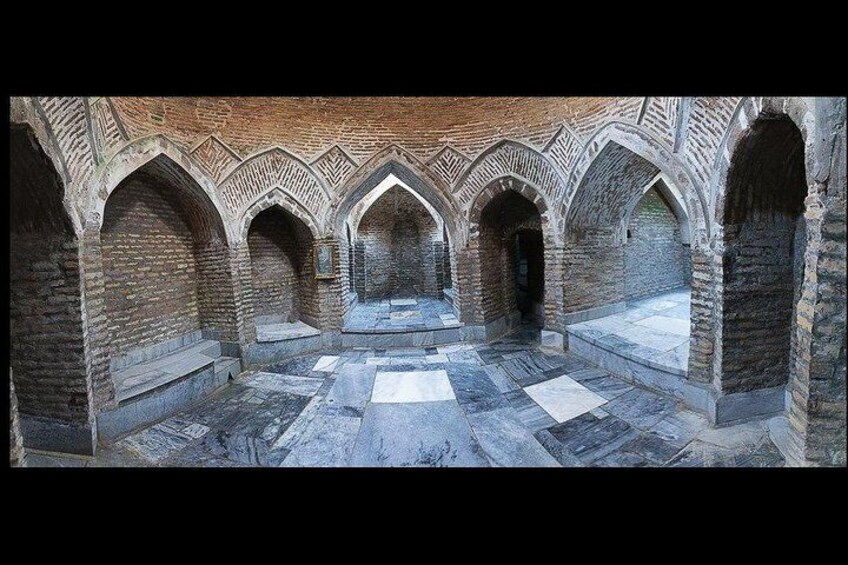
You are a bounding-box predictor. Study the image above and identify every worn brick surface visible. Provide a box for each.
[625,188,691,300]
[357,186,440,299]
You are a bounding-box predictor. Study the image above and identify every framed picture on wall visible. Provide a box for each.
[314,242,336,279]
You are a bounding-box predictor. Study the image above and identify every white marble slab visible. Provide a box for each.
[312,356,340,373]
[390,310,422,320]
[242,372,324,396]
[524,375,607,423]
[634,315,690,336]
[365,357,392,365]
[390,299,418,306]
[437,344,475,354]
[426,354,449,363]
[439,314,458,321]
[371,370,456,403]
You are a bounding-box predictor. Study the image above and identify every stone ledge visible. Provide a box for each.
[20,415,96,456]
[256,321,321,343]
[563,302,627,325]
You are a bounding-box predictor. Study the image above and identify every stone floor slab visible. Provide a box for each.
[351,401,488,467]
[524,375,608,423]
[371,370,455,403]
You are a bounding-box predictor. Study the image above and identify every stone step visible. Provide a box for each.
[113,339,226,403]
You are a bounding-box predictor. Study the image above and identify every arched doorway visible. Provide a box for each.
[624,179,691,301]
[9,124,93,453]
[342,173,458,336]
[719,114,807,395]
[478,190,545,330]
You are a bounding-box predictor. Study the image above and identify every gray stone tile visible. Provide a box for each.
[504,389,558,432]
[483,365,520,393]
[603,388,679,430]
[196,428,290,466]
[324,364,376,410]
[647,409,708,449]
[581,375,634,400]
[547,412,640,464]
[280,414,361,467]
[117,423,194,464]
[445,364,502,411]
[533,429,585,467]
[350,401,488,467]
[619,433,683,465]
[593,450,652,467]
[467,407,560,467]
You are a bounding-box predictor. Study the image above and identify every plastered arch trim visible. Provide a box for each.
[349,174,445,241]
[455,139,569,227]
[468,173,559,246]
[564,121,710,248]
[333,144,464,247]
[237,187,321,243]
[709,97,817,229]
[619,171,691,245]
[87,134,235,246]
[218,146,332,230]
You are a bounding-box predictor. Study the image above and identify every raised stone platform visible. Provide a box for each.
[98,332,241,441]
[342,297,466,347]
[565,289,712,414]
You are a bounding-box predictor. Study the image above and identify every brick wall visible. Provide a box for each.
[563,229,624,314]
[101,172,233,356]
[9,127,91,427]
[247,207,317,323]
[624,187,691,300]
[719,116,807,393]
[357,186,440,299]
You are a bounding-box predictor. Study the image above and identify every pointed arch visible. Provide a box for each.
[564,121,709,247]
[219,146,332,233]
[89,134,234,245]
[333,144,463,246]
[456,139,565,240]
[238,188,321,242]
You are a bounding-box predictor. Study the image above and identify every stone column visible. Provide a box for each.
[10,373,26,467]
[541,243,566,349]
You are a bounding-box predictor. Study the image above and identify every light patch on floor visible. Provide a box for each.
[390,298,417,306]
[634,315,690,336]
[371,370,455,403]
[312,356,340,372]
[524,375,607,423]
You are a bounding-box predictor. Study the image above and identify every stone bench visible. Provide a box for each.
[97,332,241,441]
[245,319,324,367]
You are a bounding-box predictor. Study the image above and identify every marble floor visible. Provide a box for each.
[27,322,786,468]
[566,288,691,375]
[343,297,460,332]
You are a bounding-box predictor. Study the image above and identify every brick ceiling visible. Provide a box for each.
[110,97,641,161]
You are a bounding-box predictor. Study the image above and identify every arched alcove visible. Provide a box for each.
[719,114,807,394]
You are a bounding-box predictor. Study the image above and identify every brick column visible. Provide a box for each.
[688,244,716,384]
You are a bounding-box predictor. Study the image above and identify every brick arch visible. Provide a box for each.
[564,121,709,247]
[455,139,565,239]
[333,144,464,247]
[89,134,234,246]
[710,97,817,228]
[10,98,84,236]
[238,188,321,243]
[219,147,332,235]
[468,174,555,244]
